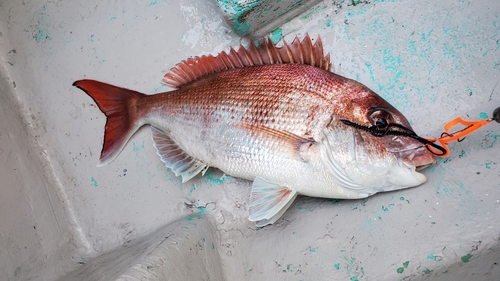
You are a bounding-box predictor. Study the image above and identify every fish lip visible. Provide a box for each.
[399,146,436,171]
[416,163,433,171]
[382,136,436,171]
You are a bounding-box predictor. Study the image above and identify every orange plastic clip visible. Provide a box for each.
[425,117,492,157]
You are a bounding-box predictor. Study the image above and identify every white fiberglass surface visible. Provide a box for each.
[0,0,499,280]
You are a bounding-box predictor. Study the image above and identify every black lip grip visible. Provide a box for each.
[340,119,448,156]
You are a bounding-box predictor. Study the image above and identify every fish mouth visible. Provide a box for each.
[399,146,436,171]
[384,134,436,171]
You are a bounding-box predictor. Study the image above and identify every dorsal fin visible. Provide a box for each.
[162,34,332,89]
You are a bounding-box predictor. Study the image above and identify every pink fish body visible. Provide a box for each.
[74,35,435,226]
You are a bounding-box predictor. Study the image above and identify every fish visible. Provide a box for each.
[73,34,435,226]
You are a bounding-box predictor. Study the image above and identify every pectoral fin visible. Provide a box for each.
[248,177,297,226]
[151,126,208,183]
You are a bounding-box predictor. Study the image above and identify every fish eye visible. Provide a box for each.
[368,108,393,128]
[375,118,389,129]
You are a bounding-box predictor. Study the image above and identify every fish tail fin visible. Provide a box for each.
[73,79,146,166]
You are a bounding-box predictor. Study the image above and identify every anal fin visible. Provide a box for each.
[151,126,207,183]
[248,177,297,226]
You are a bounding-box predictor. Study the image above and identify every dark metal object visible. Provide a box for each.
[492,106,500,123]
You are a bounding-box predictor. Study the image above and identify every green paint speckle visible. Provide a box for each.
[428,254,435,260]
[225,0,261,36]
[35,29,49,42]
[185,207,205,223]
[399,197,404,201]
[479,112,488,119]
[481,133,498,148]
[203,170,230,186]
[132,140,145,153]
[485,162,497,169]
[461,253,472,263]
[364,62,376,82]
[351,0,362,5]
[34,8,51,43]
[310,248,316,253]
[189,184,197,195]
[91,177,98,187]
[301,5,327,20]
[423,268,432,274]
[331,199,343,204]
[408,40,417,53]
[154,84,167,92]
[350,277,359,281]
[454,181,464,189]
[396,261,409,273]
[334,263,340,270]
[270,27,282,44]
[325,19,333,28]
[458,150,466,158]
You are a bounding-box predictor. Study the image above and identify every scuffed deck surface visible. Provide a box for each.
[0,0,499,280]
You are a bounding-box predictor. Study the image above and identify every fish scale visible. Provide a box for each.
[161,65,334,136]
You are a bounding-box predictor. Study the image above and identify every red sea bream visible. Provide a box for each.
[74,35,435,226]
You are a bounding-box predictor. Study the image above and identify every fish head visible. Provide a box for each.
[362,104,436,171]
[328,82,436,192]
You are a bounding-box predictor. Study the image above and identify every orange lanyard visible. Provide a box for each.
[425,117,493,157]
[425,104,499,157]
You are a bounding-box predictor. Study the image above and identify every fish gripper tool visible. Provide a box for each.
[425,106,500,157]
